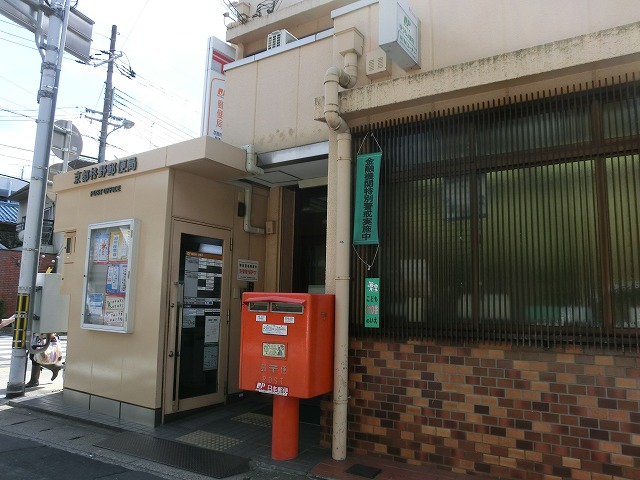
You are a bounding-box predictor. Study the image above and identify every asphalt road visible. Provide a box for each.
[0,333,314,480]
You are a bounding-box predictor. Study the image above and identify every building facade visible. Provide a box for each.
[50,1,640,478]
[219,1,640,478]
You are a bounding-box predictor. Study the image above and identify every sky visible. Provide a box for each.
[0,0,230,180]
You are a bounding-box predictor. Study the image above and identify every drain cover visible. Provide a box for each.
[345,463,382,478]
[96,431,250,478]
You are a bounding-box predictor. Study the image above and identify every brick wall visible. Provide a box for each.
[320,339,640,480]
[0,251,57,318]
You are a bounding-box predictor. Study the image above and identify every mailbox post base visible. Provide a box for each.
[271,395,300,460]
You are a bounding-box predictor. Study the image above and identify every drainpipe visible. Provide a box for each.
[324,41,360,461]
[242,184,264,234]
[241,144,265,234]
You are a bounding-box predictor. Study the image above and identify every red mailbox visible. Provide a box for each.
[239,292,335,460]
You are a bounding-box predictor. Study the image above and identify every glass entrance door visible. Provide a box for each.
[164,220,230,415]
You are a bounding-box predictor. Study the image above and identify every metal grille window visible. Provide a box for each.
[350,78,640,349]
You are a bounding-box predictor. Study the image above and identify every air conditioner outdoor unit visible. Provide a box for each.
[366,49,391,79]
[267,29,297,50]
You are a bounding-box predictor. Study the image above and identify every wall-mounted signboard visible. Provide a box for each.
[81,219,139,333]
[379,0,421,70]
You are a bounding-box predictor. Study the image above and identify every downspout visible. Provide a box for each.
[324,49,358,461]
[241,144,265,234]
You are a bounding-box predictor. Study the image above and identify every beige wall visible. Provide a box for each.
[220,0,640,300]
[54,157,172,409]
[223,36,333,150]
[53,139,268,408]
[223,0,640,152]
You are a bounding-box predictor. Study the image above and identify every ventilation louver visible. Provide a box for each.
[366,50,391,79]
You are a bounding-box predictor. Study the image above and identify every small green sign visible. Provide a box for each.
[364,277,380,328]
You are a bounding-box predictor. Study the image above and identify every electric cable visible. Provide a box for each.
[112,98,189,145]
[112,95,194,140]
[114,88,197,138]
[118,0,150,50]
[0,143,33,152]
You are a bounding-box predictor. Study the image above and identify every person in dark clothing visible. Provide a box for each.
[25,333,64,388]
[1,316,63,388]
[25,356,62,387]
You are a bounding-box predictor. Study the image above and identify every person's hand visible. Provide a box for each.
[0,315,16,328]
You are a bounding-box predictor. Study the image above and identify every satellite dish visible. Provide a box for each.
[51,120,83,162]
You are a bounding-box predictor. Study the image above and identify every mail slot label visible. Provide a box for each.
[262,324,288,336]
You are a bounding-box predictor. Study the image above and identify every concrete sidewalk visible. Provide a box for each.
[0,360,477,480]
[0,398,308,480]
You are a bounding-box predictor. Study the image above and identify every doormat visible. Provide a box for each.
[96,431,250,478]
[345,463,383,478]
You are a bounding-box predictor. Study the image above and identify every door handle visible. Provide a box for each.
[168,351,174,357]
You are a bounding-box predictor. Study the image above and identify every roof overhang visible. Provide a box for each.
[165,136,251,182]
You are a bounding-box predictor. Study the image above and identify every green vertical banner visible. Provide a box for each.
[353,152,382,245]
[364,277,380,328]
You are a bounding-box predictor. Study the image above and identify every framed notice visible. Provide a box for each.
[81,219,139,333]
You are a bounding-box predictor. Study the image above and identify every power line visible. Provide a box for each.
[0,27,33,44]
[116,87,197,132]
[0,143,33,152]
[113,89,196,138]
[0,152,32,162]
[0,74,36,97]
[112,104,191,146]
[0,107,36,121]
[118,0,150,49]
[112,100,188,145]
[133,73,200,108]
[1,11,209,168]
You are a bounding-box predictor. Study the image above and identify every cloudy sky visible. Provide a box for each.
[0,0,230,179]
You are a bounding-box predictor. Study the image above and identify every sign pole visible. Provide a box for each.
[6,0,71,398]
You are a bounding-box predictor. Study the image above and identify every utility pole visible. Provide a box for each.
[6,0,70,398]
[98,24,117,163]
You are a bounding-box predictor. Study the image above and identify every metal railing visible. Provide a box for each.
[16,218,55,246]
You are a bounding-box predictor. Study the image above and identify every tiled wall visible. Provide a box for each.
[321,339,640,479]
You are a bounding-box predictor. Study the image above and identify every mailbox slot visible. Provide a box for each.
[248,301,269,312]
[270,302,304,314]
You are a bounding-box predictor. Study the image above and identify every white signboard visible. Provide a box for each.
[238,259,259,281]
[379,0,421,70]
[205,315,221,343]
[262,324,288,336]
[201,37,234,139]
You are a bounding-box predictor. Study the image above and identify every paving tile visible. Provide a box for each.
[10,391,479,480]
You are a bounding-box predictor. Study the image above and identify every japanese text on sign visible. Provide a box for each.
[262,324,288,336]
[353,153,382,245]
[74,157,137,184]
[255,382,289,396]
[365,277,380,328]
[237,259,259,281]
